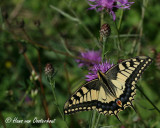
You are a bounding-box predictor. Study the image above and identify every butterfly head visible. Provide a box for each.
[97,70,105,81]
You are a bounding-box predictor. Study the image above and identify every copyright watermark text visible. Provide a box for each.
[5,117,56,124]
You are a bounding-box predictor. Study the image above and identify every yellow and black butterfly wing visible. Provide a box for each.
[64,79,101,114]
[64,56,152,116]
[105,56,152,94]
[96,56,152,115]
[64,79,120,115]
[106,56,152,86]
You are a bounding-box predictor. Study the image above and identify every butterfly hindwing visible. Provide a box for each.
[64,79,101,114]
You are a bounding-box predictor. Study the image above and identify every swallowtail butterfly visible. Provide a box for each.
[64,56,152,120]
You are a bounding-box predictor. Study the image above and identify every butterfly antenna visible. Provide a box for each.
[114,114,122,123]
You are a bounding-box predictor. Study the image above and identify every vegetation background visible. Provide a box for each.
[0,0,160,128]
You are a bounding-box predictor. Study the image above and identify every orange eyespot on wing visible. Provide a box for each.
[116,99,122,107]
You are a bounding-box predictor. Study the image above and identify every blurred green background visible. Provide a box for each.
[0,0,160,128]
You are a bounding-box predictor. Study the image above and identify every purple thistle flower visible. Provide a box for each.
[85,60,114,81]
[76,50,102,67]
[88,0,134,20]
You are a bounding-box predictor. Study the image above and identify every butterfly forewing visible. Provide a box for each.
[105,56,152,88]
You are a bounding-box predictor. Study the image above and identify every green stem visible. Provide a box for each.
[99,12,104,43]
[100,12,107,61]
[18,85,32,107]
[100,12,104,27]
[90,110,97,128]
[114,10,124,51]
[50,80,69,128]
[114,21,121,51]
[94,113,101,128]
[118,10,123,30]
[89,111,93,128]
[60,37,73,56]
[102,37,107,61]
[136,85,160,113]
[137,0,148,55]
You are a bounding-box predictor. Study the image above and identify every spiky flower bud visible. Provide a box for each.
[100,23,111,38]
[45,63,54,76]
[45,63,56,87]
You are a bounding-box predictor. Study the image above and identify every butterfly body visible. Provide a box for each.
[64,56,152,117]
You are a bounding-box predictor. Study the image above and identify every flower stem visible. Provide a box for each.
[94,113,101,128]
[100,11,104,27]
[114,20,122,51]
[89,111,93,128]
[136,85,160,113]
[137,0,148,55]
[90,110,97,128]
[100,12,106,61]
[50,80,69,128]
[102,37,107,61]
[118,10,123,30]
[18,85,32,107]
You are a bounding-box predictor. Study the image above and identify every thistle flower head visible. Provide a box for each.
[88,0,134,20]
[76,50,102,67]
[85,60,114,81]
[76,50,114,81]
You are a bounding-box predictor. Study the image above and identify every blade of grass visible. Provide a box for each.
[50,5,80,22]
[136,84,160,113]
[50,4,100,48]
